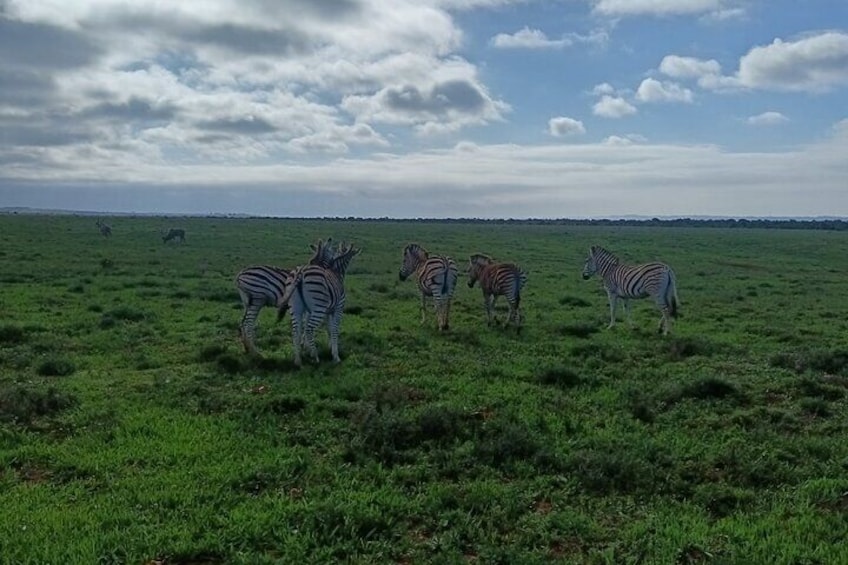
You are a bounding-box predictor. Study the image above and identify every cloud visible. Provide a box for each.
[603,134,647,145]
[491,27,570,49]
[592,95,637,118]
[660,32,848,93]
[592,82,616,96]
[591,0,734,17]
[635,78,694,103]
[490,26,609,49]
[746,111,789,126]
[548,117,586,137]
[4,127,846,218]
[342,78,508,133]
[737,32,848,92]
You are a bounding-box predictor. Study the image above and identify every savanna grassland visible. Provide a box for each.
[1,214,847,564]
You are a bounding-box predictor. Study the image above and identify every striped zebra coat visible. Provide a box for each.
[467,253,528,332]
[279,241,361,366]
[235,239,336,355]
[399,243,458,331]
[582,245,680,335]
[95,220,112,237]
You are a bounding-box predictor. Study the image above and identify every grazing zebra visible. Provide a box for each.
[279,241,361,366]
[162,228,186,244]
[467,253,528,332]
[235,239,336,355]
[95,220,112,237]
[581,245,680,335]
[399,243,458,331]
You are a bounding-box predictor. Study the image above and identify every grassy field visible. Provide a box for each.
[1,215,847,564]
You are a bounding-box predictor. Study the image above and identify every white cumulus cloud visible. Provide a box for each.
[491,27,570,49]
[592,95,637,118]
[548,116,586,136]
[635,78,694,103]
[746,112,789,126]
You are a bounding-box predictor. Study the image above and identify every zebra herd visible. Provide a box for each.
[93,221,187,244]
[235,239,680,366]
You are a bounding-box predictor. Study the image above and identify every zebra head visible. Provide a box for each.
[467,253,493,288]
[583,246,616,279]
[399,243,427,281]
[329,241,361,278]
[308,238,336,268]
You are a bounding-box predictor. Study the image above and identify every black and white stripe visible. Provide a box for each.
[582,245,680,335]
[399,243,458,331]
[280,241,361,366]
[467,253,528,332]
[235,239,336,355]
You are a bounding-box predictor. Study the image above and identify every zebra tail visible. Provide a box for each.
[276,269,302,318]
[667,270,681,318]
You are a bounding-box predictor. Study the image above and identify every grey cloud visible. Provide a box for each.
[385,80,486,116]
[0,67,56,106]
[188,24,312,56]
[0,17,101,69]
[249,0,363,20]
[0,123,92,147]
[81,97,178,122]
[196,117,277,135]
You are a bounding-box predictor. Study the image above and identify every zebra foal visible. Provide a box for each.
[162,228,186,244]
[278,241,361,366]
[581,245,680,335]
[398,243,458,331]
[467,253,527,332]
[235,239,336,355]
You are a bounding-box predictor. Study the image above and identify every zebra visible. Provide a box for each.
[278,241,361,366]
[162,228,186,244]
[95,220,112,237]
[581,245,680,335]
[467,253,528,332]
[235,239,336,355]
[398,243,458,332]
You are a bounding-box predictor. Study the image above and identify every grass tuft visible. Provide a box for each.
[537,366,586,389]
[36,357,76,377]
[664,336,718,360]
[0,324,27,345]
[558,295,591,307]
[556,323,599,339]
[0,384,76,424]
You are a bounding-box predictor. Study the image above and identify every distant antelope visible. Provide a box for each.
[95,220,112,237]
[162,228,186,244]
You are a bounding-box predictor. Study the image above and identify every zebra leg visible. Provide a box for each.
[484,294,494,326]
[623,299,633,327]
[420,293,428,325]
[305,313,323,363]
[240,300,263,355]
[328,310,342,363]
[607,294,618,329]
[659,306,671,335]
[442,298,451,331]
[291,315,303,367]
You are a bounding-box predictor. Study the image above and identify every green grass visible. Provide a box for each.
[1,215,847,563]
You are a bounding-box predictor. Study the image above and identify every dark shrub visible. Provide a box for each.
[537,367,585,389]
[36,357,76,377]
[0,385,76,424]
[0,325,26,345]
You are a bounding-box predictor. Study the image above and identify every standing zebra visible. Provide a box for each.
[399,243,458,332]
[581,245,680,335]
[162,228,186,244]
[95,220,112,237]
[235,239,336,355]
[279,241,361,366]
[467,253,528,332]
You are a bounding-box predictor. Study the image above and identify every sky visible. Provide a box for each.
[1,0,847,219]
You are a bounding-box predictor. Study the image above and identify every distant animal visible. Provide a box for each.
[467,253,528,332]
[582,245,680,335]
[235,239,336,356]
[399,243,458,331]
[162,228,186,244]
[95,220,112,237]
[278,240,361,366]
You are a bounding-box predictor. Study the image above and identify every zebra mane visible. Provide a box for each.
[591,246,619,265]
[328,241,361,277]
[404,243,428,259]
[308,238,336,268]
[469,253,493,265]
